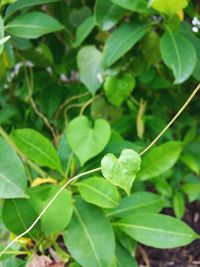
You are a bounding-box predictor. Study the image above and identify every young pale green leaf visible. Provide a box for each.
[150,0,188,15]
[77,46,103,95]
[76,176,120,209]
[28,185,73,235]
[111,0,148,13]
[173,192,185,219]
[103,21,147,67]
[2,199,40,239]
[12,128,62,173]
[138,141,182,181]
[67,116,111,166]
[64,197,115,267]
[94,0,125,31]
[73,16,95,48]
[0,36,11,46]
[104,73,136,107]
[107,192,163,218]
[0,137,27,199]
[114,213,198,248]
[6,12,63,39]
[160,30,196,84]
[116,242,138,267]
[5,0,60,18]
[101,149,141,195]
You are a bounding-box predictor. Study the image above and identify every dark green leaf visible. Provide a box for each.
[0,137,27,199]
[103,21,147,67]
[160,30,196,84]
[114,213,198,248]
[12,128,62,172]
[108,192,163,218]
[64,197,115,267]
[94,0,125,30]
[138,141,182,181]
[111,0,148,13]
[5,0,60,18]
[76,176,120,209]
[73,16,95,48]
[2,199,40,239]
[28,185,73,235]
[6,12,63,39]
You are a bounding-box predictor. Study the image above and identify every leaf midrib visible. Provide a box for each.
[74,207,103,267]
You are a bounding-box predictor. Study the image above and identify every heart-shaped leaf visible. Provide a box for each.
[101,149,141,194]
[67,116,111,166]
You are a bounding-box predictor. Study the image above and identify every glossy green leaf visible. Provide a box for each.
[73,16,95,48]
[28,185,73,235]
[64,197,115,267]
[101,149,141,194]
[6,0,60,18]
[103,21,147,67]
[6,12,63,39]
[0,137,27,199]
[150,0,188,15]
[2,199,40,239]
[77,46,103,95]
[111,0,148,13]
[116,242,138,267]
[12,128,62,172]
[181,183,200,202]
[108,192,163,218]
[138,141,182,181]
[76,176,120,209]
[94,0,125,30]
[114,213,198,248]
[104,73,136,107]
[173,192,185,219]
[181,153,199,175]
[67,116,111,166]
[160,30,196,84]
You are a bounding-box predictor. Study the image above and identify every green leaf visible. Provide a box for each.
[181,183,200,202]
[103,21,147,67]
[0,137,27,199]
[173,192,185,219]
[73,16,95,48]
[6,12,63,39]
[0,258,25,267]
[12,128,62,173]
[28,185,73,235]
[108,192,163,218]
[94,0,125,31]
[76,176,120,209]
[111,0,148,13]
[181,153,199,175]
[2,199,40,239]
[138,141,182,181]
[101,149,141,194]
[150,0,188,15]
[114,213,198,248]
[160,30,196,84]
[67,116,111,166]
[0,16,4,54]
[64,197,115,267]
[6,0,60,18]
[77,46,103,95]
[104,73,136,107]
[116,242,138,267]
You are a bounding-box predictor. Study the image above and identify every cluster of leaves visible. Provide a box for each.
[0,0,200,266]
